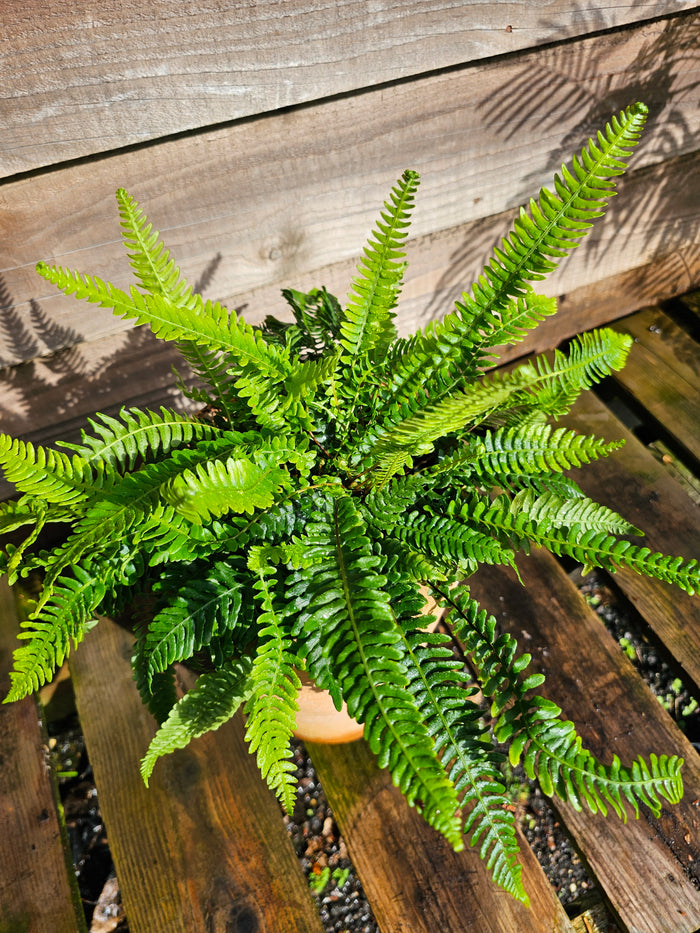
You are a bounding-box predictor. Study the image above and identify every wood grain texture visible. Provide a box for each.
[0,578,85,933]
[69,615,324,933]
[466,553,700,933]
[560,387,700,691]
[0,151,696,506]
[307,737,576,933]
[0,12,698,365]
[2,0,696,176]
[611,306,700,464]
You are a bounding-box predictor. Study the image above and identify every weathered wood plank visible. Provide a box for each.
[307,737,577,933]
[610,306,700,464]
[2,1,696,176]
[69,615,324,933]
[0,578,85,933]
[0,12,697,365]
[466,553,700,933]
[560,389,700,691]
[0,150,696,504]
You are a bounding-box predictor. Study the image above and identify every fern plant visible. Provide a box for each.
[1,102,696,904]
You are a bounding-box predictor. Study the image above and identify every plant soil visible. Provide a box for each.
[47,568,699,933]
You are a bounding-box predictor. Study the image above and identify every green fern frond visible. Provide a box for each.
[516,328,633,419]
[371,321,467,429]
[362,473,432,530]
[140,657,254,786]
[34,437,257,588]
[142,560,245,684]
[369,104,647,410]
[500,701,684,821]
[244,558,300,813]
[4,566,106,701]
[461,491,699,593]
[401,626,527,901]
[511,488,640,535]
[387,509,518,576]
[0,435,111,505]
[35,263,291,381]
[360,367,538,486]
[454,104,648,347]
[340,170,420,359]
[59,407,220,471]
[139,507,226,564]
[260,287,344,358]
[162,440,311,523]
[438,585,684,820]
[286,353,339,402]
[480,291,558,353]
[116,188,196,307]
[26,448,237,600]
[174,339,242,425]
[288,495,464,847]
[467,423,625,478]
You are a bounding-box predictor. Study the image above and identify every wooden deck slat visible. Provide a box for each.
[466,553,700,933]
[69,615,324,933]
[560,388,700,691]
[0,578,86,933]
[611,306,700,464]
[307,736,576,933]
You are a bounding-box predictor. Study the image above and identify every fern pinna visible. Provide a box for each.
[1,102,696,905]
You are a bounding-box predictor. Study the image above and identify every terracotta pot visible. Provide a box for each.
[292,590,441,744]
[293,671,365,743]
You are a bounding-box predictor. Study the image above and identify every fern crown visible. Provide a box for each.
[2,102,695,905]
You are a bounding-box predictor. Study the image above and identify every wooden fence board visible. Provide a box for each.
[0,578,85,933]
[466,553,700,933]
[561,389,700,691]
[0,12,698,366]
[3,1,697,176]
[307,737,577,933]
[611,306,700,464]
[0,152,697,507]
[0,151,697,504]
[69,615,324,933]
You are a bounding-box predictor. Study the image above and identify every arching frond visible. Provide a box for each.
[515,328,633,419]
[287,494,464,848]
[453,103,649,357]
[140,657,254,786]
[35,263,291,381]
[402,627,527,903]
[461,491,699,594]
[5,566,106,701]
[382,508,518,576]
[0,434,111,505]
[438,585,684,820]
[59,407,220,471]
[465,423,625,478]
